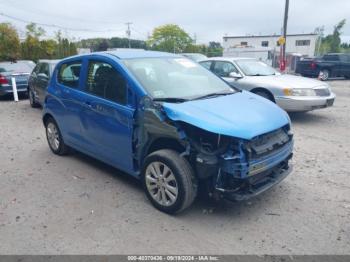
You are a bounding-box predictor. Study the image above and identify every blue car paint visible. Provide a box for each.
[43,50,293,201]
[162,91,290,140]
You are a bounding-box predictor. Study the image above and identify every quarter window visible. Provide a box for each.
[58,61,82,88]
[86,61,127,105]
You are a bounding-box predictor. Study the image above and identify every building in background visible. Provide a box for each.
[223,33,318,71]
[223,33,318,57]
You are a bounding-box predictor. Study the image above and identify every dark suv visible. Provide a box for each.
[28,60,60,107]
[43,51,293,214]
[296,53,350,80]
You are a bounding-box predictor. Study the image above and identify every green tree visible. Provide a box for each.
[147,24,192,53]
[320,19,346,54]
[21,23,46,61]
[0,23,21,61]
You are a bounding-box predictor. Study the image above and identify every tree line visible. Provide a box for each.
[2,20,348,63]
[0,22,77,62]
[0,22,223,62]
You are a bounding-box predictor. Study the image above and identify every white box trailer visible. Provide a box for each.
[223,46,275,66]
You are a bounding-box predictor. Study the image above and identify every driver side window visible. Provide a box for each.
[86,61,127,105]
[213,61,238,77]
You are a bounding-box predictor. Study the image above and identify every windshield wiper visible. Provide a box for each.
[249,73,274,76]
[153,97,189,103]
[192,91,234,101]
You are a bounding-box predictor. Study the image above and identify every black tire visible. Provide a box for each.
[29,88,40,108]
[319,69,330,81]
[45,117,69,155]
[142,149,198,214]
[253,90,274,102]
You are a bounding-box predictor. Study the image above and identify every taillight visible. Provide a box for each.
[0,74,9,84]
[310,62,316,70]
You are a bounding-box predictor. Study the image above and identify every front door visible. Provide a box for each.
[80,59,135,173]
[212,61,242,88]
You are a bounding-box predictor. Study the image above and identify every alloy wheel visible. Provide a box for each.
[145,161,179,206]
[46,122,60,151]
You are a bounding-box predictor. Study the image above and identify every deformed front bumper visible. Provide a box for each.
[275,93,336,112]
[224,161,292,201]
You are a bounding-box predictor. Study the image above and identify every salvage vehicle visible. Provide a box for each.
[296,53,350,80]
[28,59,60,107]
[43,50,293,214]
[200,57,336,112]
[0,60,35,97]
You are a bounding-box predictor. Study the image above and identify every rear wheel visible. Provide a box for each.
[45,117,69,155]
[319,69,330,81]
[142,149,197,214]
[29,88,39,108]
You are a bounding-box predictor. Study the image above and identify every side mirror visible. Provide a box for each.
[38,73,49,80]
[229,72,243,79]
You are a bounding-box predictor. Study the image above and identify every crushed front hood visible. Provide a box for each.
[162,91,290,140]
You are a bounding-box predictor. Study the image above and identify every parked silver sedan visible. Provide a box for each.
[199,57,336,112]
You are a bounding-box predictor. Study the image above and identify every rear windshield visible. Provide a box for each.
[0,62,34,73]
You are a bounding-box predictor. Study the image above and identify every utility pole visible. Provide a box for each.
[280,0,289,71]
[125,22,132,48]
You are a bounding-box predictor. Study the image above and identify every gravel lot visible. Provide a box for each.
[0,80,349,255]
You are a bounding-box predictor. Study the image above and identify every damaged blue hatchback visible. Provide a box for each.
[43,50,293,214]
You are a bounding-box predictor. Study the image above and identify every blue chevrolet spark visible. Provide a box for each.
[43,50,293,214]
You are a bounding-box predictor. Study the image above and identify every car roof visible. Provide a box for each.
[200,57,256,62]
[38,59,61,64]
[65,50,180,60]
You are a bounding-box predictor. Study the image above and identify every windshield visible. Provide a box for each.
[235,60,277,76]
[183,54,207,62]
[0,62,34,73]
[124,57,234,100]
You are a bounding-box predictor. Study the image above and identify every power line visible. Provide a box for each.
[0,2,126,26]
[0,12,125,33]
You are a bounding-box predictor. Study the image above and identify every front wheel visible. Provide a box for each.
[253,90,274,102]
[142,149,198,214]
[45,117,69,155]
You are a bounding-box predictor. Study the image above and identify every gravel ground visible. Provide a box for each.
[0,80,349,255]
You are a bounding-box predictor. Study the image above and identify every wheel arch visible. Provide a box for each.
[251,87,276,102]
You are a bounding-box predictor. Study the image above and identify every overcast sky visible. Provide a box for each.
[0,0,349,43]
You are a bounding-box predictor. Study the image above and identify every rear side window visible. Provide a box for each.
[323,55,339,61]
[85,60,127,105]
[57,61,82,88]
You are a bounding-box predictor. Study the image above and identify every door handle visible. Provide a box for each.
[85,101,92,108]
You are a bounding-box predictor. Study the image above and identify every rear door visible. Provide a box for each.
[36,62,50,104]
[56,59,86,147]
[79,58,135,172]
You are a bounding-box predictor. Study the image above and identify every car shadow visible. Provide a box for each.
[288,111,331,124]
[0,93,28,101]
[65,149,289,217]
[69,149,142,190]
